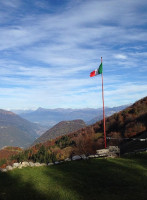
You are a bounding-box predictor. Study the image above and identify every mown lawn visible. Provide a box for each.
[0,153,147,200]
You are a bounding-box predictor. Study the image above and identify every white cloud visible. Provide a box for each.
[114,54,127,60]
[0,0,20,8]
[0,0,146,109]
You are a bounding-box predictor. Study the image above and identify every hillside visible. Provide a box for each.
[32,96,146,159]
[18,105,128,126]
[0,146,23,160]
[56,96,147,154]
[104,96,147,141]
[32,120,86,146]
[65,96,147,153]
[1,97,146,165]
[0,109,47,149]
[0,153,147,200]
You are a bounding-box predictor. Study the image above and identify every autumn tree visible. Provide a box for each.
[74,132,95,156]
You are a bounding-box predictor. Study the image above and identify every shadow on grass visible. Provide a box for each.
[0,172,45,200]
[122,152,147,166]
[43,157,147,200]
[0,156,146,200]
[0,168,70,200]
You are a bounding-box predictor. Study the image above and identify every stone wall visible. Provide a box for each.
[0,147,120,173]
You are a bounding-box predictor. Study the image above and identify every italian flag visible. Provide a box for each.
[90,63,103,77]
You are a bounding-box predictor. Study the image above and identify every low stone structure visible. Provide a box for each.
[0,149,120,173]
[96,149,109,157]
[0,161,48,172]
[96,146,120,157]
[108,146,120,156]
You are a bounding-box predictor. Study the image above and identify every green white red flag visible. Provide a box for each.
[90,63,103,77]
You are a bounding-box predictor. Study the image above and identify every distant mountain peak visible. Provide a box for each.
[36,107,45,111]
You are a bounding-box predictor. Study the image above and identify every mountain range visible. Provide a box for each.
[31,96,147,155]
[16,105,128,126]
[0,104,128,149]
[0,97,146,166]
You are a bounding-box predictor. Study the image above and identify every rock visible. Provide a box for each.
[40,163,47,166]
[108,146,120,157]
[48,163,54,166]
[96,149,109,157]
[88,155,95,158]
[64,158,71,162]
[22,161,29,167]
[29,162,35,167]
[94,155,99,158]
[55,161,60,165]
[1,169,7,172]
[6,165,13,171]
[80,154,87,160]
[12,163,21,168]
[72,155,81,161]
[34,162,41,167]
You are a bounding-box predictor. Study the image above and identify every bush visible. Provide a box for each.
[55,136,75,149]
[0,159,7,167]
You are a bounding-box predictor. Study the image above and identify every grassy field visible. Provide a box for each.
[0,153,147,200]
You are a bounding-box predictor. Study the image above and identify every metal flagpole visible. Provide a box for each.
[101,57,107,148]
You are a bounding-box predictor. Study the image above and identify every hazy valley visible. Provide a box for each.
[0,105,128,149]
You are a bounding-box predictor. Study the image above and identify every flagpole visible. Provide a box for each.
[101,57,107,148]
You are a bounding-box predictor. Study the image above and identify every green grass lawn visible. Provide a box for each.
[0,153,147,200]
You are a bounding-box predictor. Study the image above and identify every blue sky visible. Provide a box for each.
[0,0,147,110]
